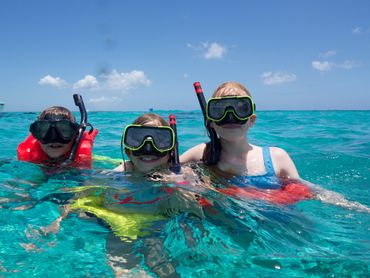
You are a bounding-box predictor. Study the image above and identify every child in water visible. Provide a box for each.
[43,113,202,277]
[17,95,98,169]
[180,81,313,204]
[114,113,176,173]
[180,81,370,210]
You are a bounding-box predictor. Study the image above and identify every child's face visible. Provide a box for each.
[40,141,74,159]
[126,119,171,173]
[211,86,256,141]
[128,151,170,173]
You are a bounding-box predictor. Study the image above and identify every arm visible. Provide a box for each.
[270,147,300,180]
[179,143,207,163]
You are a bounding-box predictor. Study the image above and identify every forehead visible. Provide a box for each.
[216,86,247,97]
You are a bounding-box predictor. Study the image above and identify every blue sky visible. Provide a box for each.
[1,0,369,111]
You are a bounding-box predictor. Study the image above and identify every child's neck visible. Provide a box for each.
[220,136,252,155]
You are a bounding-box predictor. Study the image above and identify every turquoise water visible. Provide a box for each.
[0,110,369,277]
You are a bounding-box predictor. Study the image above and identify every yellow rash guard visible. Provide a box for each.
[68,188,165,242]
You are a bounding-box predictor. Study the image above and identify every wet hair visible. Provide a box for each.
[212,81,252,98]
[132,113,169,127]
[38,106,76,122]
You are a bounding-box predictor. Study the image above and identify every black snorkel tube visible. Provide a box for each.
[169,115,181,174]
[60,94,93,167]
[193,82,220,165]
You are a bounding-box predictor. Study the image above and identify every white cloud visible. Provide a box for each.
[73,75,99,90]
[312,60,360,72]
[261,71,297,85]
[187,41,227,59]
[312,61,333,72]
[101,70,151,90]
[88,96,120,104]
[39,69,151,92]
[38,75,68,88]
[337,60,360,69]
[320,50,337,58]
[204,42,227,59]
[183,73,189,79]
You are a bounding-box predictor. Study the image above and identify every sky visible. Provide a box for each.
[0,0,369,111]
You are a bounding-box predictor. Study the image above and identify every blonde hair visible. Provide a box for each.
[38,106,76,122]
[212,81,252,98]
[132,113,169,127]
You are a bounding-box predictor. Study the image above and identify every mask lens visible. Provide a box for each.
[30,121,52,140]
[54,121,78,140]
[207,97,254,121]
[234,98,253,118]
[124,126,174,152]
[30,120,78,144]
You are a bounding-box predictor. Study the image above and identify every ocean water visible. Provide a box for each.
[0,110,369,277]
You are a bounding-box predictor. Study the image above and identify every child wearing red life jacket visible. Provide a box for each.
[17,94,98,169]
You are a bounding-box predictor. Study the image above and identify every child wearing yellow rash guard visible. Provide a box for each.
[43,113,203,277]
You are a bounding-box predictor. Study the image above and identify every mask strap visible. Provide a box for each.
[169,115,181,174]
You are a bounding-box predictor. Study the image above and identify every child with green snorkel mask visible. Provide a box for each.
[180,81,311,205]
[114,113,179,174]
[40,113,202,278]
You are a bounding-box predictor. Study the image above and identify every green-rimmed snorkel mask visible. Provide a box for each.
[122,125,175,157]
[206,96,256,126]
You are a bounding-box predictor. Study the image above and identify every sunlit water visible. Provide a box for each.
[0,110,369,277]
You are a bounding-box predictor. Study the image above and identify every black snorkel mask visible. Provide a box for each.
[30,94,93,167]
[30,114,79,145]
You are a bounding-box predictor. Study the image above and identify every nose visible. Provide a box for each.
[142,141,155,153]
[45,127,58,141]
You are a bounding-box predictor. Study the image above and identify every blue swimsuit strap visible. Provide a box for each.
[262,147,275,176]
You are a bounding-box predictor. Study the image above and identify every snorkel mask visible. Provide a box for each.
[121,115,181,174]
[30,94,94,166]
[206,96,255,126]
[30,114,79,144]
[122,125,175,158]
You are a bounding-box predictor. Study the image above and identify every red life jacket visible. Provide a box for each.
[17,129,98,169]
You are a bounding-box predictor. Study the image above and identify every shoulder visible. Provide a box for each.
[113,161,134,172]
[180,143,207,163]
[270,147,290,160]
[269,147,300,180]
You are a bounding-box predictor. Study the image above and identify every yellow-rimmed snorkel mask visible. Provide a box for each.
[206,96,256,125]
[122,124,175,157]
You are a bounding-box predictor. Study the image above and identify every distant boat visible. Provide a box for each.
[149,108,154,112]
[0,103,4,112]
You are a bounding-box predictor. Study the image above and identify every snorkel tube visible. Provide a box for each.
[169,115,181,174]
[61,94,93,167]
[193,82,220,165]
